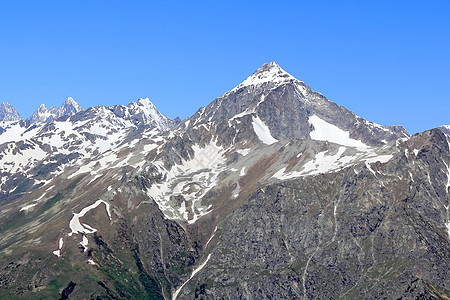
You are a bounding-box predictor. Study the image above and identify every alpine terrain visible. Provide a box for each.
[0,62,449,299]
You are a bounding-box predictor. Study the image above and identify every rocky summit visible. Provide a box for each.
[0,63,449,299]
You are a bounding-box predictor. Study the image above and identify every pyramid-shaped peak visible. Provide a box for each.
[258,61,281,70]
[64,97,76,104]
[0,102,22,121]
[61,97,82,110]
[231,62,300,92]
[251,61,292,78]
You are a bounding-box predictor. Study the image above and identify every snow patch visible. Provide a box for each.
[68,200,111,236]
[52,238,64,257]
[80,235,88,252]
[309,115,368,149]
[252,116,277,145]
[20,203,38,212]
[236,148,251,156]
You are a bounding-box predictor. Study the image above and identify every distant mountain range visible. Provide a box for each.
[0,62,449,299]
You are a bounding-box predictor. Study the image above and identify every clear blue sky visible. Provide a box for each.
[1,1,449,134]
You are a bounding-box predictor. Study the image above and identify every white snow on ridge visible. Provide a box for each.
[252,116,278,145]
[309,115,368,149]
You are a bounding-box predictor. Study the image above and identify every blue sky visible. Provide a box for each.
[0,1,449,134]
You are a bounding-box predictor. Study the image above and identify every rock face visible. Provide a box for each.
[26,97,83,124]
[0,102,21,121]
[0,63,449,299]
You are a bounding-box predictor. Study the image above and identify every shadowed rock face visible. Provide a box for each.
[0,63,449,299]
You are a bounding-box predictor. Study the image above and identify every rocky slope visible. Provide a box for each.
[0,63,449,299]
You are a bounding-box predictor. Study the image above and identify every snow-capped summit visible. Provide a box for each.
[60,97,83,116]
[183,62,409,147]
[230,61,300,93]
[125,98,175,131]
[26,97,83,124]
[0,102,22,121]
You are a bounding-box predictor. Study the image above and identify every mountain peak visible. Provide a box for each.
[136,97,156,108]
[0,102,22,121]
[61,97,82,112]
[258,61,281,71]
[125,98,176,131]
[63,97,76,105]
[231,62,299,93]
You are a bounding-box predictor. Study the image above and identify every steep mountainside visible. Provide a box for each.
[0,63,448,299]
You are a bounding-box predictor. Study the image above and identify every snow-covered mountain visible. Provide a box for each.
[184,62,409,147]
[26,97,83,124]
[0,102,22,121]
[0,97,177,201]
[0,63,449,299]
